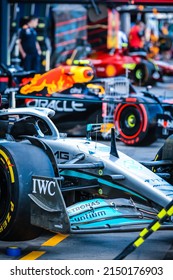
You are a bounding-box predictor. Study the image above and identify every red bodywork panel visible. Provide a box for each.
[88,50,141,78]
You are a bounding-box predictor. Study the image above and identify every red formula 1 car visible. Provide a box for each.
[88,49,162,86]
[153,59,173,76]
[66,44,162,86]
[89,45,173,82]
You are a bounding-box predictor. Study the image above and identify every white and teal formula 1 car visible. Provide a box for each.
[0,102,173,241]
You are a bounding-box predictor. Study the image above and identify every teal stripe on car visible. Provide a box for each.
[61,170,146,200]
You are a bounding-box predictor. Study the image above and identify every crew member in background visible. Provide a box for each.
[18,16,41,72]
[160,21,169,36]
[118,30,128,50]
[159,21,172,60]
[128,20,146,52]
[147,28,160,59]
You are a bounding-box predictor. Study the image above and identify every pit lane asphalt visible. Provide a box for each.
[0,79,173,260]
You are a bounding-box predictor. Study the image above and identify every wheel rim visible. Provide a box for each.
[126,114,136,128]
[120,107,142,137]
[135,69,143,80]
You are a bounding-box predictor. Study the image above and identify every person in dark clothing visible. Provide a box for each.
[18,16,41,72]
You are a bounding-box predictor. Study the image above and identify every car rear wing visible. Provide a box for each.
[157,113,173,138]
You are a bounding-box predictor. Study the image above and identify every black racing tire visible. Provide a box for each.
[152,146,163,172]
[0,141,55,241]
[132,61,158,86]
[152,135,173,184]
[159,36,173,52]
[114,100,163,146]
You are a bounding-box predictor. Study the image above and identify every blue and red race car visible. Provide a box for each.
[0,62,172,146]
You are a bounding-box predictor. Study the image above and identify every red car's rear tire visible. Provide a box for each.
[114,100,162,146]
[132,61,160,86]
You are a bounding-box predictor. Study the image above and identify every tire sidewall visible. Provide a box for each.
[133,61,155,86]
[0,141,55,241]
[114,103,148,145]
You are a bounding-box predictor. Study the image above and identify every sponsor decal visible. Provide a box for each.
[0,201,14,233]
[158,118,173,129]
[145,178,165,183]
[123,159,143,170]
[25,99,86,112]
[0,150,15,183]
[55,151,69,160]
[96,67,106,72]
[32,177,56,196]
[69,87,82,94]
[0,150,15,233]
[153,184,171,188]
[145,178,170,187]
[68,200,101,214]
[71,210,107,223]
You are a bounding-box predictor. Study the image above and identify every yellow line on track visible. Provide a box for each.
[41,233,69,247]
[19,233,69,260]
[20,251,46,260]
